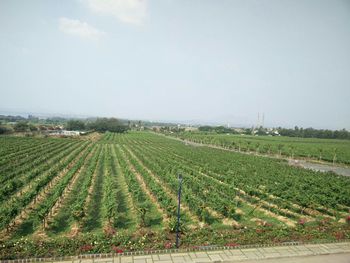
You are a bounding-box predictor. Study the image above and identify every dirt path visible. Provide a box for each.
[289,159,350,177]
[236,196,296,227]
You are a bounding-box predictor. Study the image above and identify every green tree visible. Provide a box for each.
[88,118,128,133]
[0,125,12,134]
[28,124,38,132]
[66,120,86,131]
[14,121,29,132]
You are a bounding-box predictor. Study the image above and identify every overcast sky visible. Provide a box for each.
[0,0,349,129]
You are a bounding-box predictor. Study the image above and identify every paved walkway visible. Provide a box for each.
[239,252,350,262]
[53,242,350,263]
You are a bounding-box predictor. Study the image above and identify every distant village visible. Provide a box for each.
[1,114,349,140]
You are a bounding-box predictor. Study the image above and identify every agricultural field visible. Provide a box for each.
[0,132,350,259]
[171,132,350,164]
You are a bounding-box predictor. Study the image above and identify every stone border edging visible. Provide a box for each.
[1,239,349,263]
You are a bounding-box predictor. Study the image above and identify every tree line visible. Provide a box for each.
[66,118,129,133]
[0,118,129,134]
[196,125,350,140]
[277,126,350,140]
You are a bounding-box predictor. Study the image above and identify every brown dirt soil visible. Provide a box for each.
[0,143,91,240]
[117,146,169,224]
[123,146,202,227]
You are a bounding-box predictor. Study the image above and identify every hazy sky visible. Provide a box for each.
[0,0,349,129]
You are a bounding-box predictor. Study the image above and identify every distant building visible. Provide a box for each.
[47,130,81,136]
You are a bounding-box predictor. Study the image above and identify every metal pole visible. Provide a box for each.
[176,174,183,248]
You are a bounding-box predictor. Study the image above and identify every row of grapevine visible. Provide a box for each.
[127,141,299,226]
[120,146,194,226]
[132,141,317,222]
[113,145,163,228]
[0,140,80,202]
[169,132,350,164]
[0,139,61,171]
[0,141,90,232]
[113,132,350,225]
[15,143,95,234]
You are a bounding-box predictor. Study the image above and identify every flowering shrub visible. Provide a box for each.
[80,245,93,252]
[111,246,124,254]
[225,242,239,247]
[334,232,344,240]
[164,242,173,249]
[104,226,116,237]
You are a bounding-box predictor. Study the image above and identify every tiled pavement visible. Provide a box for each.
[57,242,350,263]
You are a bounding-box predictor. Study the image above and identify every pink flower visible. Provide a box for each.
[298,218,306,225]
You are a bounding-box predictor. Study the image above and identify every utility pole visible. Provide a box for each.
[262,113,265,128]
[176,173,183,248]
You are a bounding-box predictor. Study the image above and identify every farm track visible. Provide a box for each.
[158,133,350,169]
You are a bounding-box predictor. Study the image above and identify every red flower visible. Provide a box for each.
[164,242,173,249]
[346,215,350,223]
[112,246,124,254]
[80,245,93,252]
[335,232,344,240]
[225,243,239,247]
